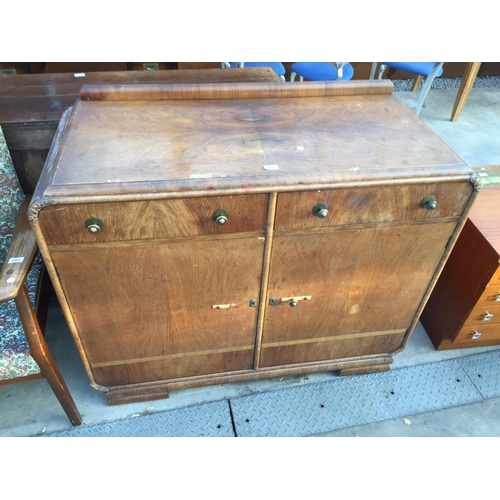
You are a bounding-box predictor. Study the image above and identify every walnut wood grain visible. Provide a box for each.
[260,333,405,367]
[262,221,457,354]
[50,237,264,386]
[34,94,468,204]
[38,194,269,245]
[79,80,394,101]
[274,182,472,230]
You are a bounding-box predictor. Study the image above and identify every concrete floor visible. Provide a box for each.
[1,85,500,437]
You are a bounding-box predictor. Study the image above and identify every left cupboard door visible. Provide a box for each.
[50,237,265,386]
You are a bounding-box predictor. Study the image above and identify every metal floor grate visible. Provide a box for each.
[229,358,491,437]
[40,350,500,437]
[42,400,235,437]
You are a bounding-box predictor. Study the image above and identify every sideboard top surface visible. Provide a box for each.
[34,83,471,205]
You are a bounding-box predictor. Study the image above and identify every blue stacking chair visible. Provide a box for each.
[370,62,444,116]
[290,62,354,82]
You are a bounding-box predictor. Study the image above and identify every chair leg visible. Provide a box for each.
[377,64,387,79]
[369,62,378,79]
[14,285,82,426]
[411,75,423,92]
[414,62,444,116]
[290,72,296,82]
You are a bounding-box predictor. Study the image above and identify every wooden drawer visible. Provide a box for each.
[274,182,471,231]
[476,285,500,307]
[38,194,269,245]
[463,304,500,326]
[453,322,500,344]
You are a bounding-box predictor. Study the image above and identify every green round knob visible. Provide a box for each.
[212,209,229,225]
[85,217,104,234]
[421,196,438,211]
[313,203,329,218]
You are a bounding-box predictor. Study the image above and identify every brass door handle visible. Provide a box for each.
[281,295,312,306]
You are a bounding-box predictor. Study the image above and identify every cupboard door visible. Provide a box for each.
[260,221,458,367]
[51,237,264,386]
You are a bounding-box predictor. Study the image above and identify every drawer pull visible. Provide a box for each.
[313,203,329,218]
[420,195,438,210]
[483,312,494,321]
[212,209,229,225]
[496,294,500,302]
[282,295,312,307]
[212,303,236,309]
[85,217,104,234]
[471,331,482,340]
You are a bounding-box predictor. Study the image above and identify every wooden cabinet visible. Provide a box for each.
[421,187,500,350]
[29,80,478,404]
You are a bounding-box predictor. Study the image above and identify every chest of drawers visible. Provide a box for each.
[421,187,500,350]
[29,81,478,404]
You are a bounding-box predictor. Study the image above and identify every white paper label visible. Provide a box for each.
[189,173,213,179]
[74,73,86,77]
[8,257,24,264]
[263,165,279,171]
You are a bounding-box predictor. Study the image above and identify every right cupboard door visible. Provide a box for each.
[260,221,459,368]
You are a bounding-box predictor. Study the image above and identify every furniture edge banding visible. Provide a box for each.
[79,80,395,101]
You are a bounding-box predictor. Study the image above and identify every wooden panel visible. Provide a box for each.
[453,323,500,344]
[463,304,500,325]
[275,182,472,230]
[92,350,254,386]
[260,333,405,367]
[476,285,500,306]
[51,237,264,386]
[262,221,457,355]
[39,194,268,245]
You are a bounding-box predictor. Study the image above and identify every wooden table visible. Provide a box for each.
[0,68,280,193]
[28,80,478,404]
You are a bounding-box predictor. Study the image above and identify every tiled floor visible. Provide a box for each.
[2,83,500,437]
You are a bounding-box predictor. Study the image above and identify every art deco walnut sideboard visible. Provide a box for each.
[28,80,479,404]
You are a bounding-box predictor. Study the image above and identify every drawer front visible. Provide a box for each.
[476,285,500,307]
[453,323,500,344]
[463,304,500,326]
[275,182,472,231]
[39,194,269,245]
